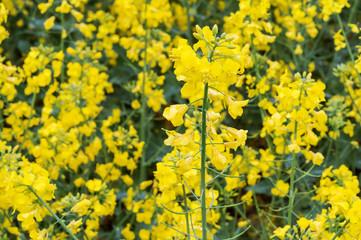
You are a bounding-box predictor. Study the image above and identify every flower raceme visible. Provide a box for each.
[0,144,56,236]
[157,25,251,239]
[171,25,253,105]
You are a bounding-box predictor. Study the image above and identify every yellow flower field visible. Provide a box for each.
[1,0,361,239]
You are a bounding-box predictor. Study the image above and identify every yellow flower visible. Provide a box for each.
[71,9,84,21]
[294,44,303,55]
[348,23,360,33]
[312,152,324,166]
[333,29,346,51]
[131,99,141,109]
[85,179,102,193]
[288,141,301,153]
[237,220,248,228]
[139,229,150,240]
[351,141,359,149]
[227,98,248,119]
[44,16,55,30]
[211,147,227,170]
[121,224,135,240]
[74,177,85,187]
[176,157,193,174]
[61,29,67,38]
[55,0,72,13]
[29,229,48,240]
[271,225,291,239]
[121,175,134,186]
[71,199,91,216]
[163,104,188,126]
[38,3,52,14]
[320,0,350,21]
[297,217,310,231]
[140,180,153,190]
[67,219,82,234]
[241,191,253,206]
[224,128,248,151]
[271,180,289,197]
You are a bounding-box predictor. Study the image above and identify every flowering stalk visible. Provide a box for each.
[183,0,193,45]
[60,12,65,84]
[250,37,271,238]
[335,14,361,118]
[336,14,361,85]
[250,36,274,154]
[19,91,36,150]
[182,184,191,240]
[139,1,149,183]
[161,24,250,239]
[199,28,220,239]
[287,151,297,226]
[287,85,303,225]
[331,220,349,240]
[29,187,79,240]
[348,0,360,25]
[200,81,209,240]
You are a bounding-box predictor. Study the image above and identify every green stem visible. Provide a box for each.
[214,181,261,236]
[334,20,361,138]
[243,151,268,239]
[336,14,361,85]
[60,12,65,84]
[184,0,193,45]
[197,34,220,240]
[331,220,349,240]
[251,36,275,154]
[183,184,191,240]
[29,187,79,240]
[343,80,361,118]
[250,186,268,240]
[287,85,303,225]
[0,104,3,133]
[348,0,359,23]
[200,82,209,240]
[324,139,333,166]
[19,92,37,150]
[287,151,296,226]
[139,2,149,183]
[258,95,275,153]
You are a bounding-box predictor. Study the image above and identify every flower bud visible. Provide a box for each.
[193,33,203,40]
[227,44,236,49]
[195,25,202,35]
[226,36,235,42]
[212,24,218,36]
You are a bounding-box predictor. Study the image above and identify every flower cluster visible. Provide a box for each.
[0,143,56,238]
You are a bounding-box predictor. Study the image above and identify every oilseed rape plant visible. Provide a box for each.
[1,0,361,240]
